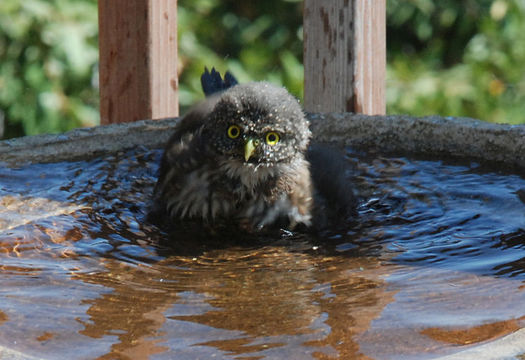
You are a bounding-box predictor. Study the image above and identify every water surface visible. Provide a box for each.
[1,148,525,359]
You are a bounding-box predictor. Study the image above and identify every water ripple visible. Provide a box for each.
[0,148,525,359]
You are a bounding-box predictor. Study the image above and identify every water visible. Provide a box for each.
[1,147,525,359]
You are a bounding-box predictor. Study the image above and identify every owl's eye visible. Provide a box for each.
[265,132,280,145]
[227,125,241,139]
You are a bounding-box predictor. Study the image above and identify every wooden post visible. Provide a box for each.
[303,0,386,115]
[98,0,178,125]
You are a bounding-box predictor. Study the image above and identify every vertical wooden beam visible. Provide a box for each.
[98,0,178,125]
[303,0,386,115]
[354,1,386,114]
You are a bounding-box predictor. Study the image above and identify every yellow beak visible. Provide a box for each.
[244,139,256,162]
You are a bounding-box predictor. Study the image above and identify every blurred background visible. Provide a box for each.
[1,0,524,139]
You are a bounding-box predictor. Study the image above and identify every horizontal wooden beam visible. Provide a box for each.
[98,0,178,125]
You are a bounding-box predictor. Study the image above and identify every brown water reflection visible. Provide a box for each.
[71,245,396,359]
[0,311,7,325]
[421,317,525,346]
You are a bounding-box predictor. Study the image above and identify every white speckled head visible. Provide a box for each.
[204,82,311,165]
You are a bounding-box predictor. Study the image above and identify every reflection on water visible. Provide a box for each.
[0,148,525,359]
[71,249,394,360]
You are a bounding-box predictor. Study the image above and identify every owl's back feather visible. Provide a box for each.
[201,67,238,97]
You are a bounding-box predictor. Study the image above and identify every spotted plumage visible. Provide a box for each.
[151,68,355,232]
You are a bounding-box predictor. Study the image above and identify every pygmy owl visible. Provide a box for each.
[151,68,355,232]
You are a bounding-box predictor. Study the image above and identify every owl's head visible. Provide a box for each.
[204,82,311,166]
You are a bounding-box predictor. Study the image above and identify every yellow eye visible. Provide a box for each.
[227,125,241,139]
[265,131,280,145]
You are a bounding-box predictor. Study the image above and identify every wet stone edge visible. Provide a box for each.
[0,114,523,168]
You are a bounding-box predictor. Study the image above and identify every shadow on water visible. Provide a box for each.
[1,147,525,359]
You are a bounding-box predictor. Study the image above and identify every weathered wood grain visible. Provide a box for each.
[98,0,178,124]
[303,0,386,114]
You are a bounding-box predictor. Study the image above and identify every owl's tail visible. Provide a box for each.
[200,67,238,97]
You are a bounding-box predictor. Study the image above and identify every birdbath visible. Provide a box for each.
[0,114,524,360]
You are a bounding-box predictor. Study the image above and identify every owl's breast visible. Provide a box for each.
[216,159,313,229]
[162,157,312,230]
[164,162,255,221]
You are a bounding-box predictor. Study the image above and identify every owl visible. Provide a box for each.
[151,68,355,232]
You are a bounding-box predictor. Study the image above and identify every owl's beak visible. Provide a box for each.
[244,138,257,162]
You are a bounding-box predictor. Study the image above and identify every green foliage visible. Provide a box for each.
[1,0,525,139]
[387,0,525,124]
[0,0,99,138]
[177,0,304,112]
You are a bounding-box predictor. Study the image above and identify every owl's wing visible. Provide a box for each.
[158,95,221,174]
[151,96,220,218]
[307,143,357,227]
